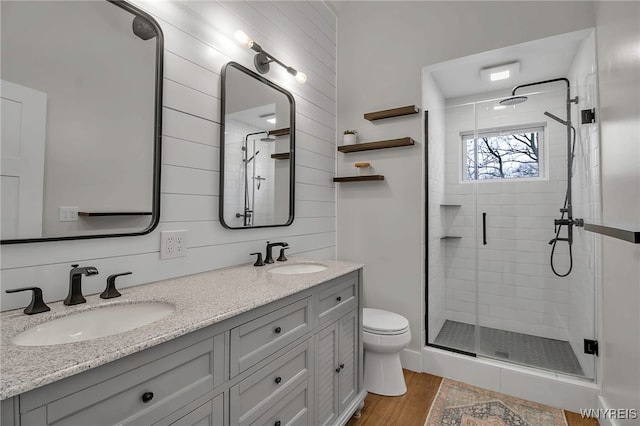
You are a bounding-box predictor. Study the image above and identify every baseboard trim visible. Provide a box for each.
[400,348,422,372]
[596,395,618,426]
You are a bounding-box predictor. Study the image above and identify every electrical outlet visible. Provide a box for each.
[59,206,78,222]
[160,230,187,259]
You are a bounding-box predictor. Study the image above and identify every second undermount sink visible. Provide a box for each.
[268,263,328,275]
[12,302,175,346]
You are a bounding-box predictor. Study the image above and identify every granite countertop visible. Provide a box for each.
[0,257,363,400]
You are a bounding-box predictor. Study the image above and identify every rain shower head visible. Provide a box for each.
[499,96,528,106]
[260,136,275,142]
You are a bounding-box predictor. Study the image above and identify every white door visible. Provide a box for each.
[1,80,47,239]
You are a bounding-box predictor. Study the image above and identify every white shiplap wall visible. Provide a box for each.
[0,1,337,312]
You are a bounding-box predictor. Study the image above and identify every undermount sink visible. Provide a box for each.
[12,302,175,346]
[268,263,328,275]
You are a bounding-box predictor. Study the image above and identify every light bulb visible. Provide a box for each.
[234,30,253,49]
[295,71,307,84]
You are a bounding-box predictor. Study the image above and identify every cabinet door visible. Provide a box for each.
[338,310,357,413]
[169,393,223,426]
[1,398,17,426]
[314,323,339,426]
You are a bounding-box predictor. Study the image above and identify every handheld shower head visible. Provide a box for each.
[544,111,570,126]
[244,151,260,163]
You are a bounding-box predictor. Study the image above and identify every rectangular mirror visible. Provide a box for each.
[0,0,163,244]
[220,62,295,229]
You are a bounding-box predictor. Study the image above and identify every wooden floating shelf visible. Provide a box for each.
[271,153,290,160]
[337,137,415,153]
[583,223,640,244]
[364,105,419,121]
[440,204,462,207]
[333,175,385,183]
[440,236,462,240]
[269,127,290,137]
[78,211,152,217]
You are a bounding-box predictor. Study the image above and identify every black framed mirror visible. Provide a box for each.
[220,62,295,229]
[0,0,163,244]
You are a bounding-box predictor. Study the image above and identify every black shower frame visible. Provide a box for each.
[423,110,477,358]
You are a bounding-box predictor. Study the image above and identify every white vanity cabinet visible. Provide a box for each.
[4,270,365,426]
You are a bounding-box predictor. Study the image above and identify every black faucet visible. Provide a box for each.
[265,241,288,264]
[64,264,99,306]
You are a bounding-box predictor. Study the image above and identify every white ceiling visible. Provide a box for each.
[427,29,593,100]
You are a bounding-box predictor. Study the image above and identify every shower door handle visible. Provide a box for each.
[482,212,487,245]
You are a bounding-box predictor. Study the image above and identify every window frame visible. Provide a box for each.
[460,123,547,183]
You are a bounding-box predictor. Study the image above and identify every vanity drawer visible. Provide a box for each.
[251,380,309,426]
[164,392,224,426]
[33,338,218,426]
[230,298,311,376]
[316,273,357,325]
[230,339,311,426]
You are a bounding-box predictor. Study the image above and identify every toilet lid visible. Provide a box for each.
[363,308,409,334]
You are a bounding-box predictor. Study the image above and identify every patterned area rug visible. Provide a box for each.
[425,379,568,426]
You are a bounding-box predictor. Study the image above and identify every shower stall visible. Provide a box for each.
[236,131,275,226]
[222,128,277,227]
[424,31,601,381]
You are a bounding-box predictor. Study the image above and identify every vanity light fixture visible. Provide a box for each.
[480,61,520,82]
[234,30,307,84]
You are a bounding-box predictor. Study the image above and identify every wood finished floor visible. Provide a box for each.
[346,370,599,426]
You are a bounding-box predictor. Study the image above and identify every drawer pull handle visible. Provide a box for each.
[275,422,281,426]
[275,376,282,384]
[141,392,154,403]
[274,326,282,334]
[336,296,342,302]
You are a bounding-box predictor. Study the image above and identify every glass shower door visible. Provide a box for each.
[472,90,596,379]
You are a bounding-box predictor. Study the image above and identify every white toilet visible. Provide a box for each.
[362,308,411,396]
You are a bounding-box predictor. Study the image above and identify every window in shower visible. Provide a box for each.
[463,125,544,181]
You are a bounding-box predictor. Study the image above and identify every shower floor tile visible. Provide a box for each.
[433,320,585,376]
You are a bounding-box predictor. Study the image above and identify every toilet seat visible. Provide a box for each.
[363,308,409,336]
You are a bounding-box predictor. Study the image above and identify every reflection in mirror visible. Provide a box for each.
[0,1,162,243]
[220,62,295,229]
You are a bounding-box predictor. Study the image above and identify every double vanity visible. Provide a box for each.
[0,258,366,426]
[0,2,362,425]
